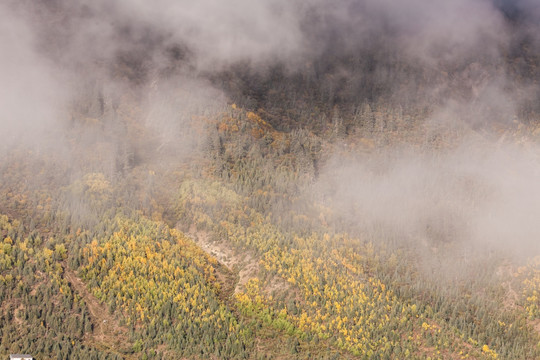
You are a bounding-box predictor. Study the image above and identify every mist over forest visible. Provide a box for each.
[1,1,540,359]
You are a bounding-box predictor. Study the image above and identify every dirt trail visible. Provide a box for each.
[64,268,134,358]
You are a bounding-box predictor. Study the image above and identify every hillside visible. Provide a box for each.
[2,0,540,359]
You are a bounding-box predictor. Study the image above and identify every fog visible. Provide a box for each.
[0,4,68,154]
[1,0,540,256]
[315,136,540,256]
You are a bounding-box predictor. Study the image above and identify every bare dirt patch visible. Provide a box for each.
[189,228,239,269]
[187,227,260,295]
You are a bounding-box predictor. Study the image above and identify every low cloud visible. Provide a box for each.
[316,136,540,256]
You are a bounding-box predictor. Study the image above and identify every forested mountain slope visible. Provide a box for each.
[2,102,540,359]
[2,0,540,359]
